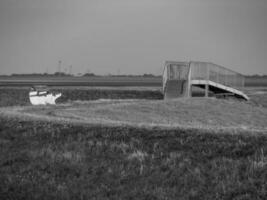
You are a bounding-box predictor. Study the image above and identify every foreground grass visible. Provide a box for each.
[0,116,267,199]
[1,87,267,199]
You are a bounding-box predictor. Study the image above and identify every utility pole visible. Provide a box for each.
[58,60,62,73]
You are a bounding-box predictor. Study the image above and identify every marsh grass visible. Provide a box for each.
[0,117,267,199]
[10,98,267,132]
[1,87,267,109]
[0,88,163,107]
[1,87,267,199]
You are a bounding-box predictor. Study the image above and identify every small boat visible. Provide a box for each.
[29,86,62,105]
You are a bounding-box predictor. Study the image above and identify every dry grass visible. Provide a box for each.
[1,116,267,200]
[1,86,267,199]
[1,97,267,132]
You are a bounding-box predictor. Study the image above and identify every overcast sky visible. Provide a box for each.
[0,0,266,75]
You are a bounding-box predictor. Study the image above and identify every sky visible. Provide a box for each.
[0,0,266,75]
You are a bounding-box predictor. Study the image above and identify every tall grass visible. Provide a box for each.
[0,117,266,199]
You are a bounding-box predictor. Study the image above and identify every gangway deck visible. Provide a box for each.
[163,61,249,100]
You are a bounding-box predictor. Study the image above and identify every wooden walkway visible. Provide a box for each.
[190,80,249,100]
[163,61,249,100]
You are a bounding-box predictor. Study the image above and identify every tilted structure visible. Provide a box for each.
[163,61,249,100]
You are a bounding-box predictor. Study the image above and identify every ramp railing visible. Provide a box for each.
[189,62,245,90]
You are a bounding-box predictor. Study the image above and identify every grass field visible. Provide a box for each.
[0,86,267,107]
[0,86,163,107]
[0,86,267,199]
[0,106,267,199]
[2,98,267,132]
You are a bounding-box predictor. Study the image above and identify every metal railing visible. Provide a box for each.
[190,62,245,89]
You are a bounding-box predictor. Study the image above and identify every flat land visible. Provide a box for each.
[0,86,163,107]
[0,76,161,87]
[0,86,267,199]
[0,75,267,87]
[1,98,267,132]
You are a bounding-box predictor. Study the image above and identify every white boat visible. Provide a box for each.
[29,87,62,105]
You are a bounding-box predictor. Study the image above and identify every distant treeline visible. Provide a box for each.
[0,72,161,78]
[2,72,73,77]
[245,75,267,78]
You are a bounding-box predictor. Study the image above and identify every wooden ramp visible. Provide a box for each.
[190,80,249,100]
[163,61,249,101]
